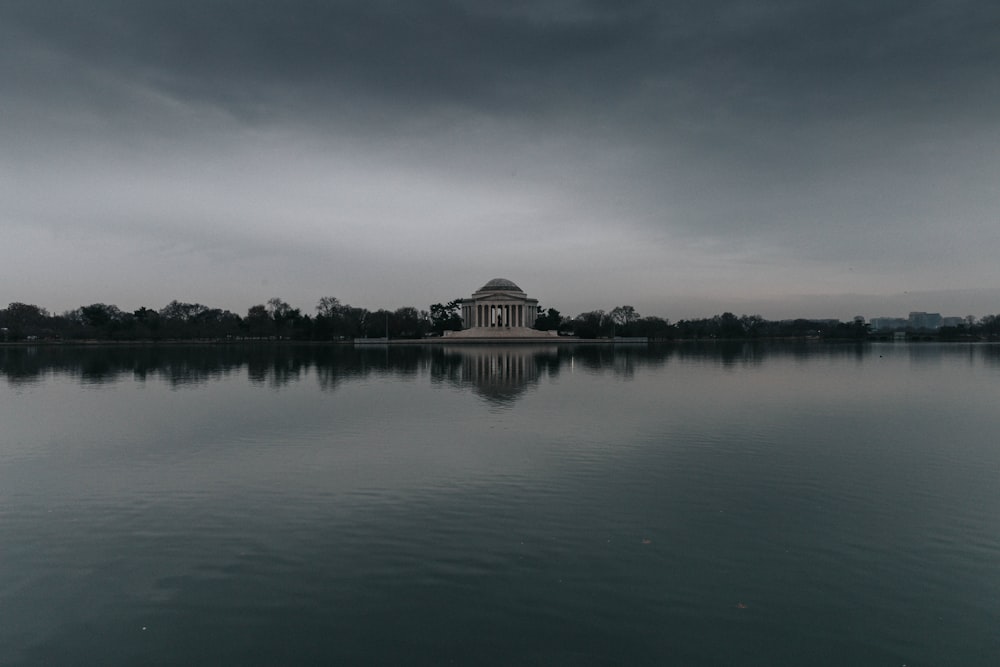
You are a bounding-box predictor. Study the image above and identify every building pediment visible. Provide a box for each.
[474,292,532,302]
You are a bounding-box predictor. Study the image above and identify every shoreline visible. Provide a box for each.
[1,336,992,347]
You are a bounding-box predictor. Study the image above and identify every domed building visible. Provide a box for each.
[460,278,538,329]
[446,278,554,338]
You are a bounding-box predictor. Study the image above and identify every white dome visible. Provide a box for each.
[479,278,522,292]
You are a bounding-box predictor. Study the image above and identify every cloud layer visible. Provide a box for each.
[3,1,999,318]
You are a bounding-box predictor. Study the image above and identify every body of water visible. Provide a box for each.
[2,343,998,666]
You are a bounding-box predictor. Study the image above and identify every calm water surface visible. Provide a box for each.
[2,343,998,666]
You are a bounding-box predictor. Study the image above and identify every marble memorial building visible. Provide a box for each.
[461,278,544,335]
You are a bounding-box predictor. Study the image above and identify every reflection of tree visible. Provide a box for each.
[428,349,466,386]
[673,341,759,368]
[981,344,1000,368]
[0,344,657,390]
[9,342,962,392]
[0,345,322,389]
[247,350,306,388]
[0,346,211,386]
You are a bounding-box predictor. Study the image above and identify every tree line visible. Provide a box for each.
[0,298,448,342]
[2,299,998,342]
[557,309,1000,340]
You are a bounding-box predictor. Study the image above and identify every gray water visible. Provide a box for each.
[2,343,998,666]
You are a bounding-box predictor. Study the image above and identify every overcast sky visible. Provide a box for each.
[3,0,998,320]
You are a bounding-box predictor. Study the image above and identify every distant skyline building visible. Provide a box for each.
[908,311,943,330]
[871,312,948,332]
[870,317,909,332]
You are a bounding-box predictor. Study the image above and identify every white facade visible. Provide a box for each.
[459,278,540,330]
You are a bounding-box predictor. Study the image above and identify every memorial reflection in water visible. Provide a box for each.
[442,345,556,404]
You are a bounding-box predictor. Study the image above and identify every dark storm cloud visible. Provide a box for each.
[14,0,995,223]
[4,0,651,121]
[8,0,998,122]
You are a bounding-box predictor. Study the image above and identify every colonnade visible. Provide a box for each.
[461,302,535,328]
